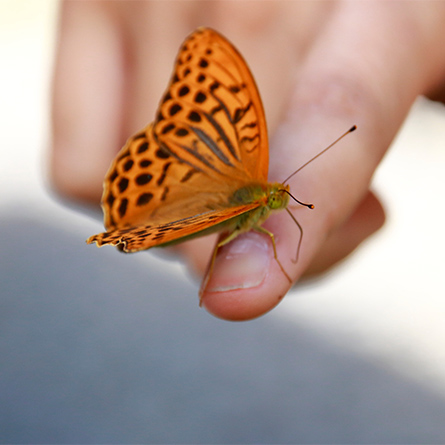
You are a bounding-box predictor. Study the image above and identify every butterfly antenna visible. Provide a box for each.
[282,125,356,185]
[279,125,356,262]
[281,188,314,210]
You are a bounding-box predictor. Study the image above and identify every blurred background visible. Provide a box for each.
[1,1,445,442]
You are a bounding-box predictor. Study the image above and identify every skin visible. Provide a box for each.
[51,1,445,321]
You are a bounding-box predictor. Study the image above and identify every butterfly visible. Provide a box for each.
[87,27,353,295]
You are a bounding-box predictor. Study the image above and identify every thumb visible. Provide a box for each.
[199,1,445,320]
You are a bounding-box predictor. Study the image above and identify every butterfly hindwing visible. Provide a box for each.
[87,202,261,252]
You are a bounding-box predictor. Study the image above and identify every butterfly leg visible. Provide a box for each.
[199,226,293,305]
[253,226,292,284]
[199,229,245,306]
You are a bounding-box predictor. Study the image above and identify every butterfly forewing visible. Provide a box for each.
[91,28,270,251]
[154,28,268,182]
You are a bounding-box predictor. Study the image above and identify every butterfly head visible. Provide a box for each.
[267,183,290,211]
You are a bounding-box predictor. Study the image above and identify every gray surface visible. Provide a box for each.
[1,211,445,444]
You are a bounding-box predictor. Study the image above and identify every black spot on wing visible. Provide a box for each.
[118,177,129,193]
[156,148,170,159]
[136,173,153,185]
[241,122,257,129]
[109,170,118,182]
[178,85,190,97]
[152,232,166,241]
[194,92,206,104]
[118,198,128,217]
[233,101,252,124]
[240,134,260,153]
[162,123,175,134]
[137,142,149,154]
[105,192,115,207]
[210,105,223,116]
[175,128,189,137]
[136,193,153,206]
[188,111,202,123]
[123,159,134,171]
[233,108,244,124]
[169,103,182,116]
[157,162,171,186]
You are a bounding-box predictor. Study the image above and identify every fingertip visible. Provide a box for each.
[199,231,292,321]
[200,285,285,321]
[203,232,271,293]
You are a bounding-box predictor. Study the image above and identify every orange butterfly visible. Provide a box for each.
[87,27,353,294]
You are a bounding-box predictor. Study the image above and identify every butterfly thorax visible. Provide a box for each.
[227,182,289,229]
[230,182,288,208]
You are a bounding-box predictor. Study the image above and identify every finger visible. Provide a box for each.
[200,1,445,320]
[50,1,126,203]
[302,190,385,277]
[183,190,385,282]
[426,81,445,104]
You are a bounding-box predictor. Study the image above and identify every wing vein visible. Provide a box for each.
[189,125,234,167]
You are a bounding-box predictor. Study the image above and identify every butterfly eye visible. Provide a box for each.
[268,192,285,210]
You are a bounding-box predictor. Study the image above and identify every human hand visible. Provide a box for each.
[50,1,445,320]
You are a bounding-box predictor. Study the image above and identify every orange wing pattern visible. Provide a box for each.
[101,123,240,231]
[154,28,269,183]
[88,28,270,252]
